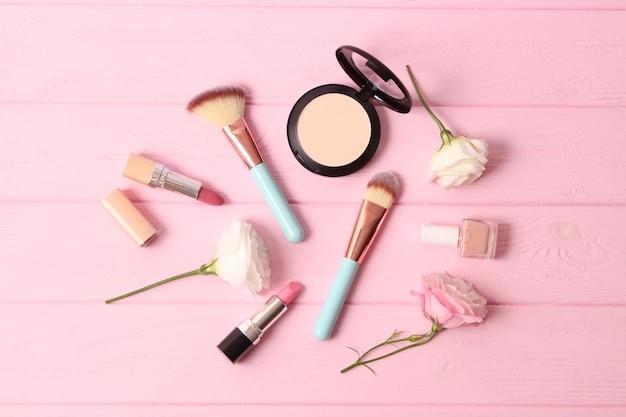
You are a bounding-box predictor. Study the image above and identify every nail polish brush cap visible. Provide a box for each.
[421,224,460,247]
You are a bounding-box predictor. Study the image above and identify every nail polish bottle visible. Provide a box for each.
[421,219,498,259]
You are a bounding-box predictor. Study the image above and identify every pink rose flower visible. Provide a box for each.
[411,272,487,329]
[341,271,488,374]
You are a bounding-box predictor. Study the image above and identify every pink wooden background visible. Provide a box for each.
[2,1,626,416]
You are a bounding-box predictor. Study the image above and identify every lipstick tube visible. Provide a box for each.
[122,153,223,206]
[147,163,200,198]
[218,281,302,363]
[123,153,200,197]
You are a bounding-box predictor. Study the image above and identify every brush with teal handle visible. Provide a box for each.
[250,162,304,243]
[314,171,400,340]
[314,258,360,341]
[187,85,304,243]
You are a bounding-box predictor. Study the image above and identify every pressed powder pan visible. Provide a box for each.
[287,45,412,177]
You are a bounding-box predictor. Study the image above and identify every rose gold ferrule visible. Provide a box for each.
[222,118,264,170]
[344,199,388,263]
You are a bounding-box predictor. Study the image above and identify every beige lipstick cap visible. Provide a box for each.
[122,153,156,185]
[101,188,157,246]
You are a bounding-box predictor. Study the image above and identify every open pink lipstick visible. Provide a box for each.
[122,153,224,206]
[217,281,303,363]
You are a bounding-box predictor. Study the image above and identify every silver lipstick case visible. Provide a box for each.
[217,295,288,363]
[237,296,288,344]
[149,163,202,199]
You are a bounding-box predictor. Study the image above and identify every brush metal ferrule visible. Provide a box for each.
[222,118,264,170]
[237,295,287,344]
[149,163,201,199]
[345,199,388,263]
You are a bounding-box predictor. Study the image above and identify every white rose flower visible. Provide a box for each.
[407,65,489,189]
[106,219,271,303]
[427,135,488,189]
[212,220,271,295]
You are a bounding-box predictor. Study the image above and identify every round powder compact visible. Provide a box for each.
[287,45,412,177]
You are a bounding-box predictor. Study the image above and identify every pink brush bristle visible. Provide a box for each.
[186,86,245,112]
[186,86,247,128]
[364,171,400,209]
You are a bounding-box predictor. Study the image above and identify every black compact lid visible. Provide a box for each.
[336,45,412,114]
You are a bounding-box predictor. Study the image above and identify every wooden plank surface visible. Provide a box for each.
[1,6,625,107]
[0,203,624,305]
[2,304,625,405]
[1,1,625,416]
[2,104,625,205]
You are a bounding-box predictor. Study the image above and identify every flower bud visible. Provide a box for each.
[427,136,488,189]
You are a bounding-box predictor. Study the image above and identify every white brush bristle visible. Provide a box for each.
[364,171,399,209]
[186,86,246,128]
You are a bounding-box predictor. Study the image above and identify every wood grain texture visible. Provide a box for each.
[2,305,626,405]
[2,104,625,205]
[2,0,626,8]
[1,1,625,416]
[1,6,625,107]
[2,406,626,417]
[0,203,623,305]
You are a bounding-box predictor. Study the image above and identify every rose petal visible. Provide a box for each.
[415,272,488,327]
[212,220,271,295]
[427,136,489,189]
[214,252,249,286]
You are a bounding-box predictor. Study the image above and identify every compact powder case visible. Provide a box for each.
[287,45,412,177]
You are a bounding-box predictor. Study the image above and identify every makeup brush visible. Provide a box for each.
[122,153,224,206]
[187,86,304,243]
[314,171,399,341]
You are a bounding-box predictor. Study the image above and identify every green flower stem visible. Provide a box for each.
[406,65,453,146]
[340,323,441,374]
[105,260,218,304]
